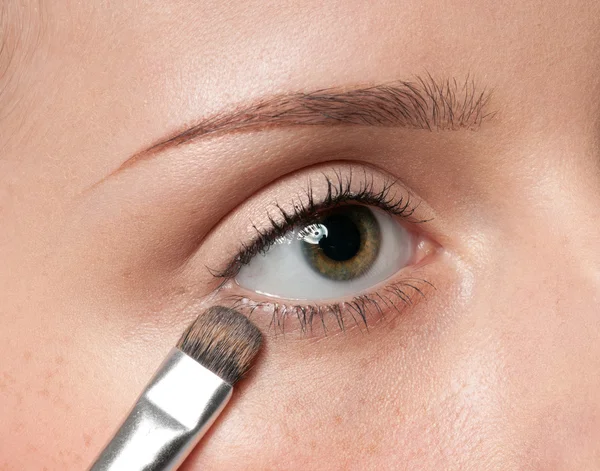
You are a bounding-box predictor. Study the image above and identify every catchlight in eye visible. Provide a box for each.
[301,206,380,281]
[236,205,414,300]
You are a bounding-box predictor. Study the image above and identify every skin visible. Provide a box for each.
[1,0,600,469]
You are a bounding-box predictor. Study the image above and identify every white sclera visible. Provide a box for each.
[235,207,413,300]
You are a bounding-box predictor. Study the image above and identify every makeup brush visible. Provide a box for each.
[89,306,262,471]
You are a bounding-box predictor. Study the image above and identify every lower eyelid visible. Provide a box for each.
[213,261,439,338]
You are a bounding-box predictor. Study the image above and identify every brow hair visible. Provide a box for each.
[141,74,493,154]
[104,74,496,176]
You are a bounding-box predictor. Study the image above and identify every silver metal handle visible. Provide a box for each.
[89,348,233,471]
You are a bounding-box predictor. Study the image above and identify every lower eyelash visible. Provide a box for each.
[222,277,435,336]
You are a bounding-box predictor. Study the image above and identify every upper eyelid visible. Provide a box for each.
[208,169,431,280]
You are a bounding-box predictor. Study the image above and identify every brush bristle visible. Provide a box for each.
[176,306,263,385]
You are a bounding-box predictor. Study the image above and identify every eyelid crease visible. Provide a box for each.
[208,168,431,280]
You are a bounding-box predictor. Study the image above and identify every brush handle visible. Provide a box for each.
[88,348,233,471]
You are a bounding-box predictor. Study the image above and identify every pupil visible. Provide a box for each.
[318,213,361,261]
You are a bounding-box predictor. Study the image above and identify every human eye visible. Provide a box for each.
[237,204,414,299]
[212,166,439,335]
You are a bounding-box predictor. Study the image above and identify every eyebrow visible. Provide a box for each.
[119,74,494,170]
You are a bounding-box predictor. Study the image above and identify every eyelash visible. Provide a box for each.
[210,168,435,335]
[212,169,426,279]
[224,278,434,336]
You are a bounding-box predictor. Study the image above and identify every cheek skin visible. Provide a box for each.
[490,254,600,468]
[178,267,517,471]
[0,306,180,470]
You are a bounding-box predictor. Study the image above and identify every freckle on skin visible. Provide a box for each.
[59,335,74,346]
[11,421,25,433]
[45,369,58,380]
[334,414,343,424]
[366,442,378,455]
[83,433,92,447]
[56,398,71,410]
[2,372,16,383]
[0,372,16,391]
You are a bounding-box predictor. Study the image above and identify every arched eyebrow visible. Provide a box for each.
[119,74,494,171]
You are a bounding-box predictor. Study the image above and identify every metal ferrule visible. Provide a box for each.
[88,348,233,471]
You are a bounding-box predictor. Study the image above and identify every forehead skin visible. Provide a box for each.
[1,1,600,470]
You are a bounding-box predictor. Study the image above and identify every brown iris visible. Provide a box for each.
[301,205,381,281]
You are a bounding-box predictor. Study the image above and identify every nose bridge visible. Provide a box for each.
[523,200,600,317]
[513,158,600,303]
[484,177,600,324]
[552,196,600,298]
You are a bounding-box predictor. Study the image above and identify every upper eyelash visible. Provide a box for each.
[209,168,427,279]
